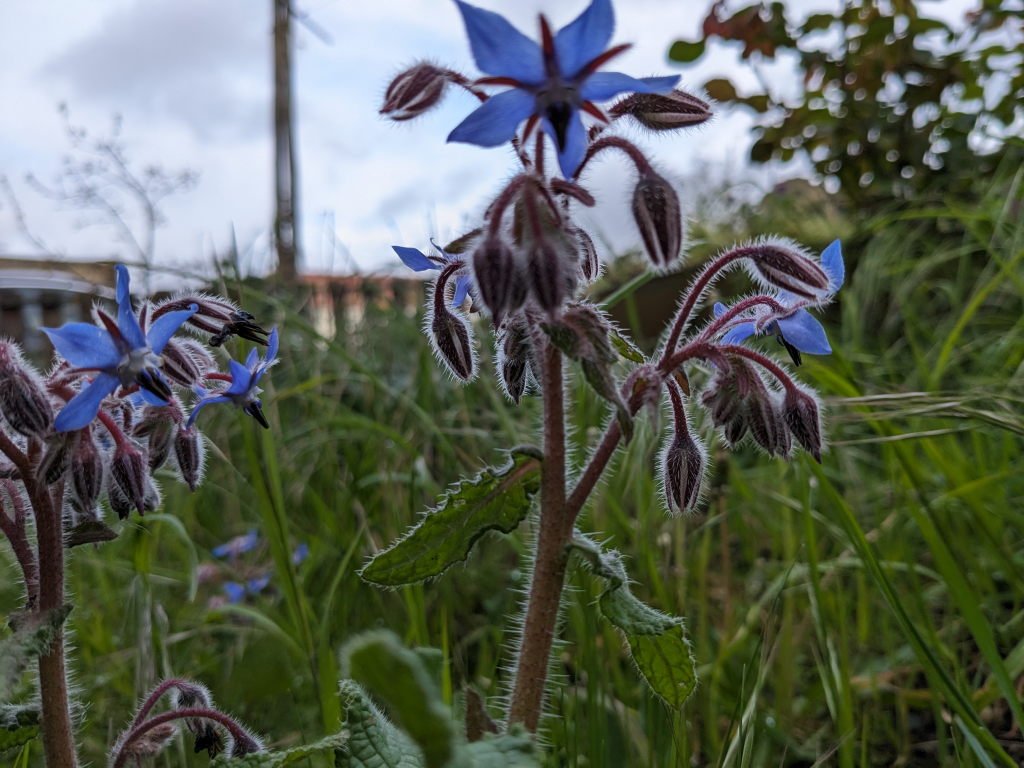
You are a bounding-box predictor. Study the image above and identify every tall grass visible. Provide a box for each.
[2,165,1021,766]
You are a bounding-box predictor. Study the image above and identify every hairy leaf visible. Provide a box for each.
[570,535,697,709]
[337,681,423,768]
[211,732,348,767]
[459,731,538,767]
[341,631,455,768]
[0,705,39,754]
[0,605,72,700]
[609,328,645,364]
[360,448,541,586]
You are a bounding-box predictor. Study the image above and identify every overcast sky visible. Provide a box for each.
[0,0,976,280]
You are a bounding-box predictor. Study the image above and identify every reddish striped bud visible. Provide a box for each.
[110,441,148,517]
[381,63,449,121]
[0,341,54,438]
[134,408,175,471]
[70,429,104,511]
[632,171,682,268]
[661,428,706,514]
[611,89,712,132]
[472,235,525,324]
[745,239,830,300]
[174,427,206,491]
[497,318,531,404]
[38,434,74,485]
[784,387,823,462]
[572,226,600,283]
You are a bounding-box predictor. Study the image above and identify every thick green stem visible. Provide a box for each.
[507,342,572,732]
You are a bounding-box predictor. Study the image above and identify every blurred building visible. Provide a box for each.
[299,273,424,339]
[0,257,115,357]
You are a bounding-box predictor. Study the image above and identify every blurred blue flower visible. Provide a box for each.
[292,543,310,565]
[212,529,259,559]
[44,265,197,431]
[188,328,279,429]
[715,240,844,364]
[448,0,679,177]
[222,581,247,604]
[246,574,271,594]
[392,242,473,308]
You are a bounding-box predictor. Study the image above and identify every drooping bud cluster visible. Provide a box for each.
[0,265,279,548]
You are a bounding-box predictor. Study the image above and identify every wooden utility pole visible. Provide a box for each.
[273,0,299,282]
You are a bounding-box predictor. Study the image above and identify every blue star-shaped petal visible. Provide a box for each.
[44,265,197,432]
[714,240,844,364]
[392,242,473,307]
[187,328,279,429]
[448,0,679,177]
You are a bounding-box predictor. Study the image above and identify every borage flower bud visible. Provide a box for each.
[380,63,449,121]
[746,239,830,301]
[161,339,204,387]
[746,391,790,457]
[134,408,175,472]
[0,341,54,438]
[171,681,223,757]
[472,235,525,325]
[572,226,600,283]
[174,427,206,491]
[525,231,576,315]
[632,170,683,269]
[430,302,475,382]
[110,441,148,517]
[783,387,823,462]
[496,318,531,404]
[661,428,706,515]
[70,429,104,510]
[611,89,712,132]
[38,434,74,486]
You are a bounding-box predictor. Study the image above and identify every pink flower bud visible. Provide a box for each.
[632,171,683,268]
[380,63,448,121]
[783,387,823,462]
[0,341,54,438]
[745,239,830,300]
[611,89,712,132]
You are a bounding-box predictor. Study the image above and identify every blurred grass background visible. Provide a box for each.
[3,152,1021,766]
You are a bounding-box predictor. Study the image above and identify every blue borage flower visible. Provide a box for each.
[448,0,679,178]
[44,265,197,432]
[187,328,279,429]
[393,241,473,307]
[714,240,845,365]
[212,529,259,559]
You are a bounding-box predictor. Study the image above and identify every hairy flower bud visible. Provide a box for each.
[174,427,206,491]
[746,392,790,457]
[472,235,525,324]
[525,231,576,314]
[153,295,268,347]
[572,226,600,283]
[611,89,712,131]
[161,339,204,388]
[70,429,104,511]
[783,387,823,462]
[38,434,74,486]
[381,63,449,121]
[497,318,531,404]
[661,428,706,514]
[430,304,475,381]
[135,409,175,472]
[0,341,54,438]
[632,171,682,268]
[701,358,778,449]
[110,441,148,517]
[745,239,830,300]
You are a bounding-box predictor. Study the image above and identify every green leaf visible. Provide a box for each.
[360,449,541,586]
[341,631,455,768]
[212,732,348,767]
[337,681,423,768]
[702,78,738,102]
[569,535,697,709]
[668,39,705,63]
[609,328,645,364]
[458,731,538,767]
[0,705,39,754]
[0,605,72,700]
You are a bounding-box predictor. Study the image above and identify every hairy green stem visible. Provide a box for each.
[507,341,571,732]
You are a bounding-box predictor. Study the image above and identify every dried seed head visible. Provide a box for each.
[0,341,54,438]
[611,89,713,132]
[745,239,830,300]
[381,63,449,121]
[174,427,206,491]
[632,171,683,269]
[783,387,823,462]
[109,441,148,517]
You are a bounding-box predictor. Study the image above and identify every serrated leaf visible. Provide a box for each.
[570,535,697,709]
[342,632,455,768]
[1,605,72,699]
[0,705,39,754]
[212,732,348,767]
[609,329,645,364]
[360,449,541,586]
[668,39,705,63]
[337,681,423,768]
